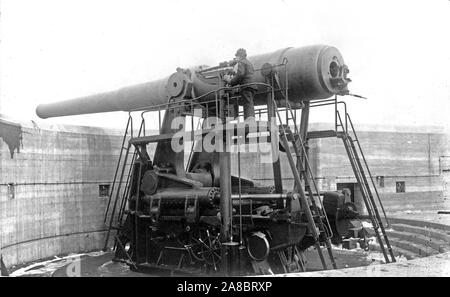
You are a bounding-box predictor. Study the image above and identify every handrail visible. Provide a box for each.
[336,111,389,262]
[272,98,332,269]
[336,110,377,220]
[346,113,390,227]
[284,100,334,240]
[117,119,146,224]
[132,82,275,114]
[103,115,133,225]
[336,109,395,262]
[103,114,146,251]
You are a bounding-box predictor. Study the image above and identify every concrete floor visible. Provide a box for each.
[7,244,390,277]
[7,247,448,277]
[279,252,450,277]
[6,212,450,277]
[47,248,385,277]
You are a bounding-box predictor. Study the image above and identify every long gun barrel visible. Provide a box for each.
[36,45,350,119]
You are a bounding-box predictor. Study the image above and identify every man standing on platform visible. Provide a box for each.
[225,48,257,120]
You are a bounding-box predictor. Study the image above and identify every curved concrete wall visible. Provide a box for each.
[1,117,123,268]
[308,123,450,214]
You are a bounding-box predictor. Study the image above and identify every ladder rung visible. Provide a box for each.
[106,225,122,231]
[137,214,152,219]
[312,215,326,220]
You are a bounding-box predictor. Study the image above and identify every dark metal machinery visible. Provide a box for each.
[36,45,395,275]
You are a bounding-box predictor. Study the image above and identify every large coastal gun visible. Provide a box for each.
[36,45,392,275]
[37,45,350,118]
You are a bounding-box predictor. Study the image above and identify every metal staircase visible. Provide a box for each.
[103,115,143,253]
[336,110,396,263]
[264,69,337,269]
[272,98,338,270]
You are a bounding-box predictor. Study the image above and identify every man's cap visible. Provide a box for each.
[235,48,247,58]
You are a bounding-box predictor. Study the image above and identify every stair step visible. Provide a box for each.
[391,223,450,243]
[370,244,417,260]
[306,130,337,139]
[385,230,450,253]
[389,218,450,232]
[387,238,438,257]
[392,247,418,260]
[312,214,327,219]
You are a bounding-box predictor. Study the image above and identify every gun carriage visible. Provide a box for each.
[37,45,395,275]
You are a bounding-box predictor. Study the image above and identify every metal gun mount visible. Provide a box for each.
[34,45,389,276]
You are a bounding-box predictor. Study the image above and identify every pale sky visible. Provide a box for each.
[0,0,449,129]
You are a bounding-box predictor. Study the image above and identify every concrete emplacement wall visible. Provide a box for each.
[1,118,123,268]
[1,116,450,270]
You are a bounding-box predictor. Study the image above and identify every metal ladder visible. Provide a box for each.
[272,98,338,270]
[336,110,396,263]
[103,116,143,251]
